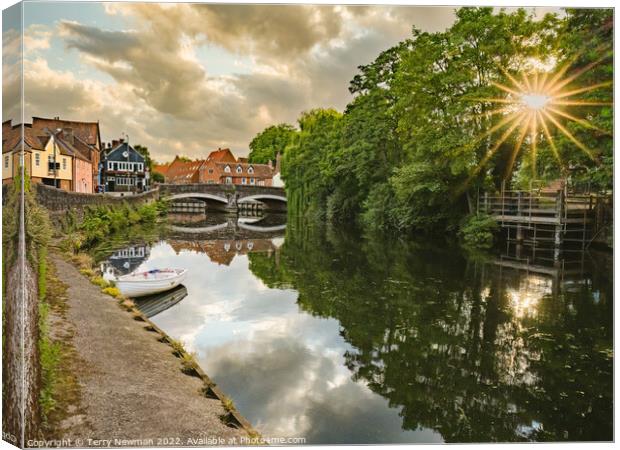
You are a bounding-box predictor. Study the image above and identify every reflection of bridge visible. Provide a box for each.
[168,214,287,235]
[159,184,287,212]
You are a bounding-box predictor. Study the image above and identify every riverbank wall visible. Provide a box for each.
[34,184,160,222]
[44,253,256,443]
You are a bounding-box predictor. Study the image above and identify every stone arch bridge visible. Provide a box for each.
[159,183,287,212]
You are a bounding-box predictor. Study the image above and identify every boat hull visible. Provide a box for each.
[116,270,187,298]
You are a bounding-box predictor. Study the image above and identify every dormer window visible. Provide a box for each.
[248,165,254,174]
[224,165,231,173]
[236,165,242,174]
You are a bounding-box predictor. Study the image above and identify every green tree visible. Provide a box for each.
[281,109,344,219]
[248,123,296,164]
[550,9,613,191]
[134,145,154,171]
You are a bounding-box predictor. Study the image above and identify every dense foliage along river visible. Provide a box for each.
[98,213,612,444]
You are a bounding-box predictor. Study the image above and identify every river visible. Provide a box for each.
[93,212,613,444]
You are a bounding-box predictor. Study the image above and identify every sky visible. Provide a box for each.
[2,2,556,162]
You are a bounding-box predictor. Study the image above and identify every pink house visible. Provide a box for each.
[73,153,93,193]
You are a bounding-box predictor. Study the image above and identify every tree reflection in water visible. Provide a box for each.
[248,221,612,442]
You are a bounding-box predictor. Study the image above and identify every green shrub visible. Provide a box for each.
[459,214,499,249]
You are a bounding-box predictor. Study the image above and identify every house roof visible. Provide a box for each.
[217,162,273,178]
[165,157,205,183]
[105,142,146,163]
[32,116,101,149]
[2,124,90,162]
[206,148,236,163]
[153,163,170,176]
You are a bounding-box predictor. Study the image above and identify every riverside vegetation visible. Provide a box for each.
[248,8,612,248]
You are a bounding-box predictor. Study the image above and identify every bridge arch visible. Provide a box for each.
[166,192,228,203]
[238,194,287,203]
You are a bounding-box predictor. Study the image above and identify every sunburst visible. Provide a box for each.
[467,52,612,185]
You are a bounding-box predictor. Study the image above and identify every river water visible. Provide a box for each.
[95,213,613,444]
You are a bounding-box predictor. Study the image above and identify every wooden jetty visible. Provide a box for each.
[478,181,610,249]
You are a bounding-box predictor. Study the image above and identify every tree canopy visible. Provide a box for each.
[248,123,296,164]
[250,7,613,234]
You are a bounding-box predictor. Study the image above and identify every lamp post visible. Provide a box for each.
[52,128,61,188]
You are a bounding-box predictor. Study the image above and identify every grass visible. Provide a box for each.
[180,352,200,376]
[38,300,61,423]
[101,286,122,298]
[169,339,186,356]
[61,200,168,253]
[79,268,95,277]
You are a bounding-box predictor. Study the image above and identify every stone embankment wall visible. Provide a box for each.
[35,184,160,220]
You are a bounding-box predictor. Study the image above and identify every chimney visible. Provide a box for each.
[119,138,125,144]
[112,139,120,148]
[63,127,74,145]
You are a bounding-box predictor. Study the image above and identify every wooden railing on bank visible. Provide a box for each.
[477,183,609,248]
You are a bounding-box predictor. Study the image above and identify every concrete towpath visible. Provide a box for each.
[47,253,248,446]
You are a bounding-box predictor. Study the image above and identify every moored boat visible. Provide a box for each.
[115,268,188,298]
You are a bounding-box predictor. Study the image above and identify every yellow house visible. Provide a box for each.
[2,122,74,190]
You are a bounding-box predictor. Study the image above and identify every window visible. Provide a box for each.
[248,166,254,174]
[241,177,247,185]
[62,158,67,170]
[250,177,255,185]
[236,165,242,174]
[224,165,231,173]
[35,153,40,166]
[4,155,9,169]
[107,161,112,170]
[116,177,135,186]
[207,180,215,184]
[208,168,214,174]
[225,176,232,184]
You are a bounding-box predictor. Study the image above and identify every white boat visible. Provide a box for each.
[114,268,188,298]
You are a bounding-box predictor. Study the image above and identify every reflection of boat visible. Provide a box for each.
[133,285,188,318]
[115,268,188,297]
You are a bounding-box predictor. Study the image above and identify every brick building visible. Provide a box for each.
[162,148,275,187]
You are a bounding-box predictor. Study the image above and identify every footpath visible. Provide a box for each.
[43,254,249,447]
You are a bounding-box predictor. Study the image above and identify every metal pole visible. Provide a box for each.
[53,136,57,188]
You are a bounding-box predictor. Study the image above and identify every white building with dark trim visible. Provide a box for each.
[101,140,148,192]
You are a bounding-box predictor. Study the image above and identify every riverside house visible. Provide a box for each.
[2,120,93,192]
[101,140,148,192]
[31,116,103,191]
[161,147,275,186]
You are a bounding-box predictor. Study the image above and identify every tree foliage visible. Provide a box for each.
[248,123,296,164]
[252,7,612,234]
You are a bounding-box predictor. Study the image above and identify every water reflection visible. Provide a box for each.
[133,285,188,318]
[100,244,151,277]
[96,215,612,443]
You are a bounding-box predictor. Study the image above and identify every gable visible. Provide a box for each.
[106,143,145,163]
